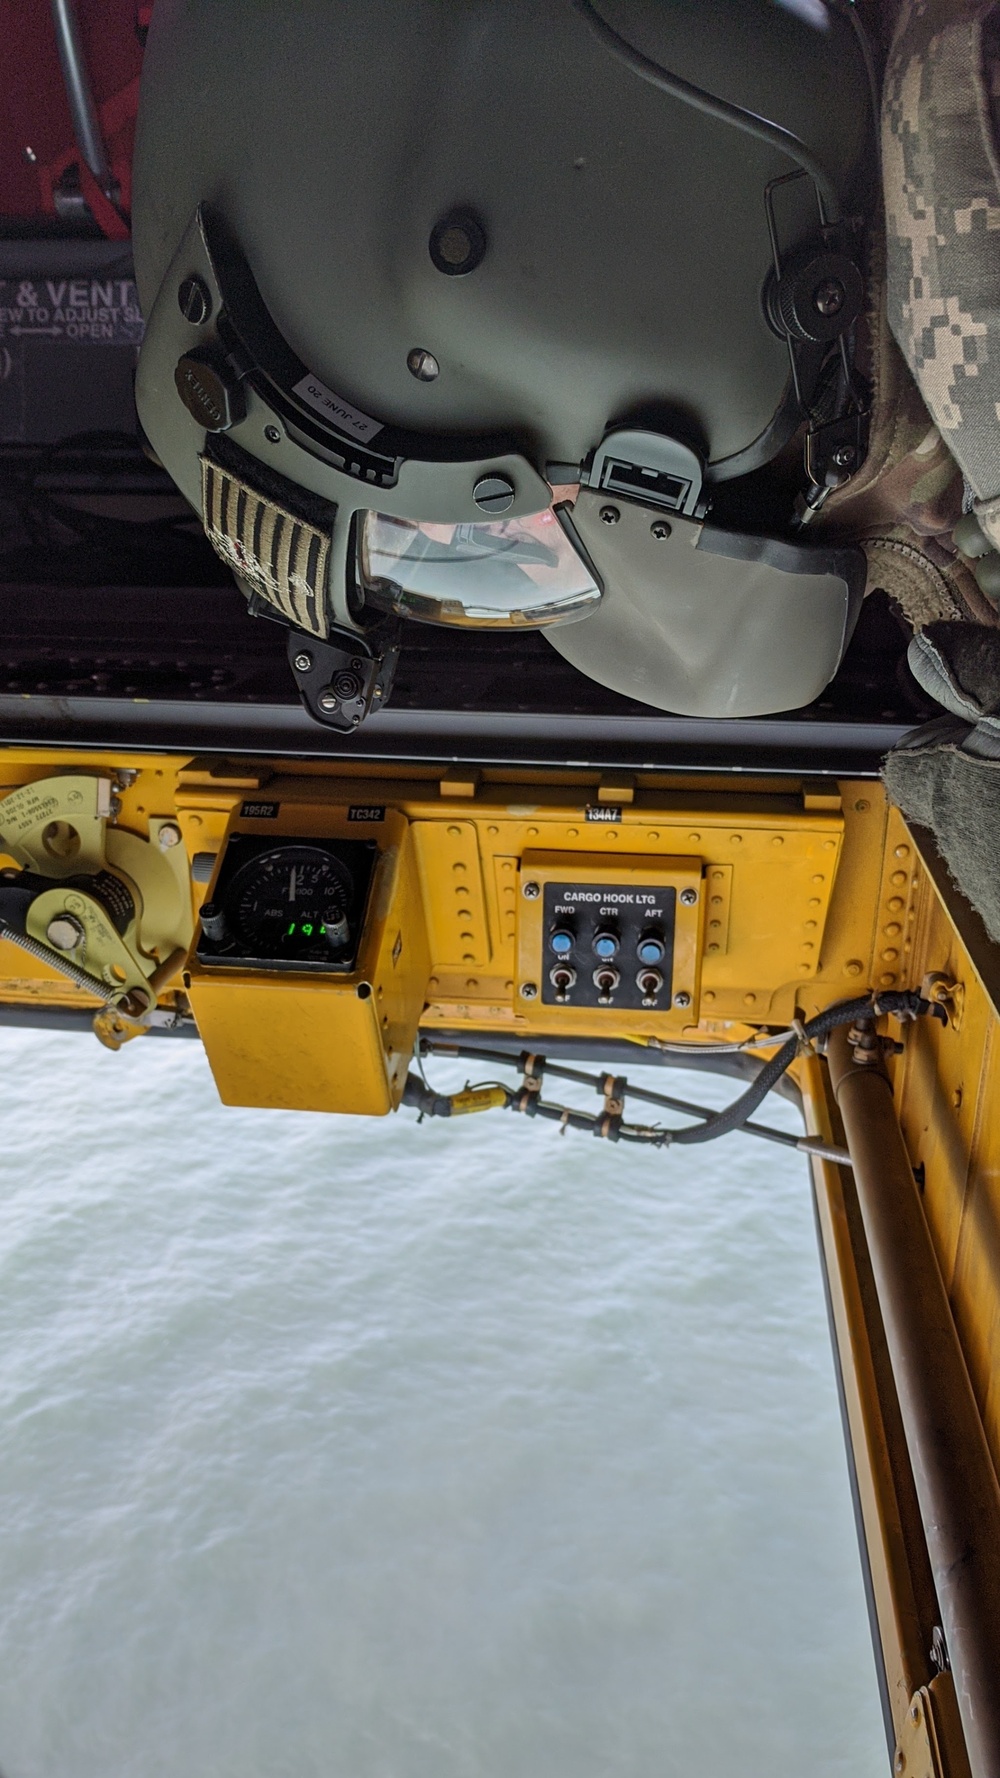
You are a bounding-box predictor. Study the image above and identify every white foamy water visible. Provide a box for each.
[0,1028,884,1778]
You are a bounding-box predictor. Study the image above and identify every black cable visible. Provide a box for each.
[830,0,881,150]
[571,0,842,222]
[422,1039,803,1150]
[422,989,933,1149]
[668,991,924,1143]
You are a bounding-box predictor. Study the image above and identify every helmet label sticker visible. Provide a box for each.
[292,373,383,443]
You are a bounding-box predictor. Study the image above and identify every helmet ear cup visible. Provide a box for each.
[764,250,864,344]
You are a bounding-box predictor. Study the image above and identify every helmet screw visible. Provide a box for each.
[407,347,440,382]
[264,424,281,444]
[679,887,698,906]
[293,651,313,673]
[833,445,856,467]
[674,990,692,1008]
[318,689,339,713]
[813,278,845,317]
[177,275,212,326]
[600,505,620,525]
[474,474,515,514]
[520,981,538,999]
[522,880,540,899]
[650,520,672,540]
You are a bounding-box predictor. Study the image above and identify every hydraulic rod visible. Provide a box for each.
[828,1026,1000,1778]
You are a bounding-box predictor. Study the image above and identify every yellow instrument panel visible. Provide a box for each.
[0,750,904,1107]
[185,803,428,1116]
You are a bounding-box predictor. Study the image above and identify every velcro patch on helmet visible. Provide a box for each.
[200,445,334,638]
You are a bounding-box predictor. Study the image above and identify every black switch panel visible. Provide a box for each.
[541,881,676,1009]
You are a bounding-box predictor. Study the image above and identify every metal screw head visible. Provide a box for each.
[600,505,620,525]
[474,474,515,514]
[177,275,213,326]
[673,990,692,1008]
[679,887,698,906]
[650,519,672,540]
[522,880,541,899]
[318,689,340,712]
[46,914,84,951]
[832,444,856,467]
[520,981,538,999]
[293,651,313,673]
[407,347,440,381]
[157,822,182,850]
[174,352,245,432]
[264,424,281,444]
[813,278,845,317]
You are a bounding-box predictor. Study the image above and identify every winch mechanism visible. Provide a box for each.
[0,774,194,1047]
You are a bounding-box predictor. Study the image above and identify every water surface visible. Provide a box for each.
[0,1029,883,1777]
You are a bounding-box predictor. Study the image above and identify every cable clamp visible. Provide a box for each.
[599,1072,626,1117]
[519,1050,545,1093]
[595,1073,625,1141]
[513,1051,546,1116]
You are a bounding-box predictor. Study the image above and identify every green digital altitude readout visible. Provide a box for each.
[286,921,325,937]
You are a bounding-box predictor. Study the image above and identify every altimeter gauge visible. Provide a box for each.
[197,837,377,971]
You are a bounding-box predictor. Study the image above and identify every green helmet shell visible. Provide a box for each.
[134,0,871,479]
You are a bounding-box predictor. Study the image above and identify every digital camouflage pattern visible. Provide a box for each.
[818,215,991,626]
[883,0,1000,541]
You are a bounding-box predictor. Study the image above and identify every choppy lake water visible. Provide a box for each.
[0,1027,884,1777]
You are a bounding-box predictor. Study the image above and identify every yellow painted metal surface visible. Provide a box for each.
[792,814,1000,1777]
[186,804,429,1115]
[0,749,971,1048]
[0,745,998,1773]
[514,850,703,1033]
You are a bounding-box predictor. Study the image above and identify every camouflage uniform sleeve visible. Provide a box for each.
[884,0,1000,542]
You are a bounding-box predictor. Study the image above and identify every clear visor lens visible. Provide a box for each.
[358,508,601,628]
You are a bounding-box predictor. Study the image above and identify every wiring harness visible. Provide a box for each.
[403,991,944,1160]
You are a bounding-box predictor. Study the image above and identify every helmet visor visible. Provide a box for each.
[358,507,601,628]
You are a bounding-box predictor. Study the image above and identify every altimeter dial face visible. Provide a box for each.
[228,845,354,958]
